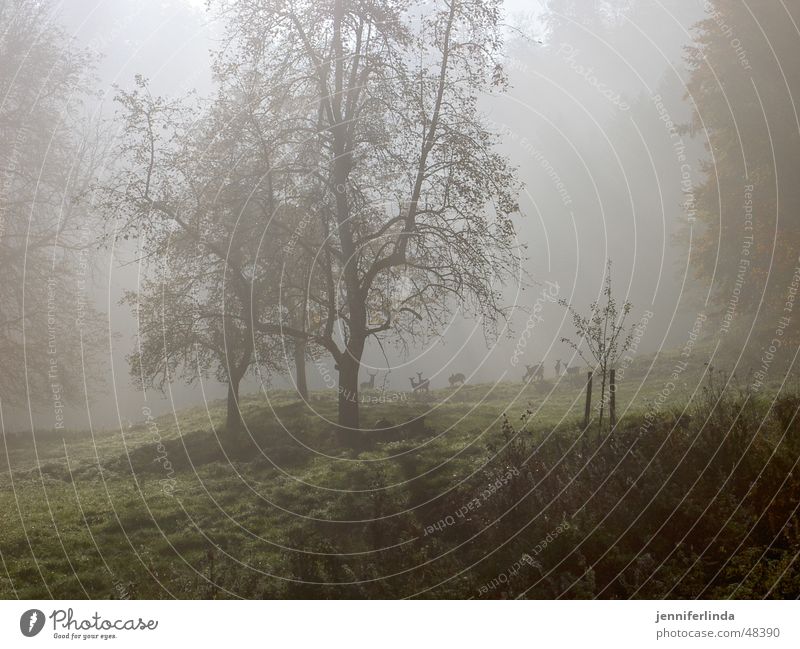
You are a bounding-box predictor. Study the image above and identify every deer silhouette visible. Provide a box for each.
[410,371,430,393]
[523,363,544,382]
[554,359,563,376]
[360,371,377,391]
[448,372,466,387]
[565,365,581,377]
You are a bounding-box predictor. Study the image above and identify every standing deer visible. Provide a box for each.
[410,372,430,393]
[523,363,544,382]
[360,371,377,391]
[565,365,581,377]
[554,359,563,376]
[448,372,466,387]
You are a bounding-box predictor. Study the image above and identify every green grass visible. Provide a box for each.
[1,350,797,599]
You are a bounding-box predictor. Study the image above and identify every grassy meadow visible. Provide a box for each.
[2,351,799,599]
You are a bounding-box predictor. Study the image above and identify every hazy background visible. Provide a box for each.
[34,0,709,430]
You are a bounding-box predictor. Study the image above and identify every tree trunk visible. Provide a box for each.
[609,368,616,429]
[337,353,360,432]
[336,330,367,443]
[584,371,593,429]
[330,0,365,437]
[598,369,607,433]
[294,341,308,400]
[226,373,244,433]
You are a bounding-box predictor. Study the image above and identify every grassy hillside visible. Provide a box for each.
[1,355,799,599]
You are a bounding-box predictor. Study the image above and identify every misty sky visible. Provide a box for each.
[43,0,709,429]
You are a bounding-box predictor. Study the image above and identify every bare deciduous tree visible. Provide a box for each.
[222,0,522,430]
[560,261,635,432]
[103,0,522,434]
[105,77,298,433]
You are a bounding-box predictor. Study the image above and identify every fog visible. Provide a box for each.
[6,0,800,605]
[9,0,711,430]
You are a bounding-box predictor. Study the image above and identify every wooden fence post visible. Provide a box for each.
[584,371,593,429]
[610,368,616,429]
